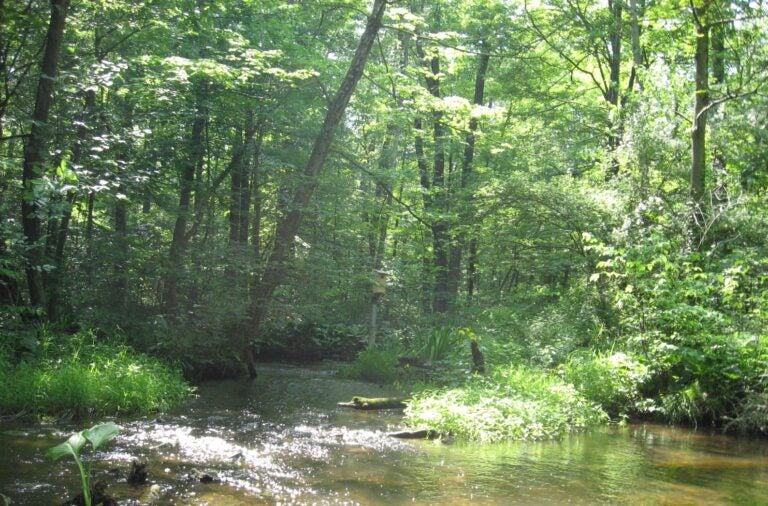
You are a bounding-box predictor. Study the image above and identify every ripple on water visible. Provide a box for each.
[3,364,768,505]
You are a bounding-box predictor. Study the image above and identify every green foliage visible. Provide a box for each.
[561,350,649,417]
[412,326,461,362]
[0,331,191,418]
[471,284,607,370]
[405,365,607,442]
[589,206,768,429]
[140,313,246,381]
[47,422,119,506]
[257,319,366,363]
[729,386,768,435]
[1,0,766,436]
[643,333,768,427]
[338,347,399,384]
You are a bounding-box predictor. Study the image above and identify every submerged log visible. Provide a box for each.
[388,429,439,439]
[337,396,407,410]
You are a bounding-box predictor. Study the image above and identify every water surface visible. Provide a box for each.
[2,363,767,504]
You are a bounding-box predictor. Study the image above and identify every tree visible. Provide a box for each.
[20,0,70,310]
[690,0,711,240]
[242,0,389,378]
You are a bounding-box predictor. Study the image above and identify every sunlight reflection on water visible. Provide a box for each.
[2,363,768,505]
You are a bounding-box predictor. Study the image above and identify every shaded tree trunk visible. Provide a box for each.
[366,123,397,270]
[710,13,727,206]
[165,91,208,311]
[414,116,433,313]
[691,0,710,244]
[606,0,623,177]
[629,0,645,90]
[414,40,451,314]
[251,125,265,263]
[243,0,388,378]
[21,0,70,310]
[113,102,134,312]
[447,48,489,305]
[114,185,129,310]
[229,128,249,245]
[45,88,98,320]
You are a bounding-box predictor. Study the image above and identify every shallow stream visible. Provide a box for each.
[2,363,767,504]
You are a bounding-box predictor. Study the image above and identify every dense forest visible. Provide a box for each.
[1,0,767,439]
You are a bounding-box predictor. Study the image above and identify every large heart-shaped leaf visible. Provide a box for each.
[46,432,87,461]
[83,422,119,451]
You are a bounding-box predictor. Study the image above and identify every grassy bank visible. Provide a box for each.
[0,330,192,419]
[404,365,608,442]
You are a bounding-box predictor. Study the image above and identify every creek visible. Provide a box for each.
[2,363,767,505]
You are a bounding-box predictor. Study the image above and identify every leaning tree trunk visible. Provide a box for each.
[21,0,70,310]
[243,0,388,378]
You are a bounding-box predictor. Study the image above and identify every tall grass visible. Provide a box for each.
[405,364,607,442]
[337,347,399,383]
[0,331,192,418]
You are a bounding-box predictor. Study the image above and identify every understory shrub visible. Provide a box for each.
[337,347,399,384]
[256,319,366,362]
[405,364,607,442]
[561,350,649,417]
[411,326,462,362]
[642,333,768,427]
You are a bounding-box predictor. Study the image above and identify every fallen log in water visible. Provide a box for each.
[388,428,439,439]
[337,396,407,410]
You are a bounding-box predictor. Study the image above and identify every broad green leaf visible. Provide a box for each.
[46,432,86,462]
[83,423,119,450]
[55,158,78,184]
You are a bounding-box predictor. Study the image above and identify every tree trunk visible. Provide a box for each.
[165,92,207,311]
[114,185,129,310]
[251,126,264,263]
[21,0,70,310]
[467,238,478,299]
[243,0,388,378]
[367,123,397,270]
[606,0,623,177]
[448,49,489,306]
[629,0,645,89]
[45,88,98,320]
[229,128,247,244]
[710,14,727,206]
[414,116,433,313]
[691,0,710,243]
[415,43,451,314]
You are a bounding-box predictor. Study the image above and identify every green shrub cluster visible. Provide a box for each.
[404,364,607,442]
[588,218,768,432]
[256,319,366,362]
[0,331,192,418]
[337,347,399,384]
[561,350,649,417]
